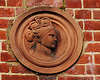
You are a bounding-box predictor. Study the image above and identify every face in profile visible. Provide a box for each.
[41,29,58,49]
[26,17,58,57]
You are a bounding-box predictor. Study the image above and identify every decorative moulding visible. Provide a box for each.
[10,6,83,74]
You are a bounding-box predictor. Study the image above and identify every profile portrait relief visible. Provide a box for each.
[10,7,83,73]
[25,16,58,60]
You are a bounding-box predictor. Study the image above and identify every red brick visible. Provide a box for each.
[75,10,91,19]
[65,65,85,75]
[27,0,42,7]
[84,32,92,41]
[77,54,92,64]
[53,0,63,8]
[84,0,100,8]
[0,63,9,73]
[58,76,65,80]
[1,52,16,62]
[39,75,56,80]
[65,0,82,8]
[94,54,100,64]
[2,75,38,80]
[0,8,15,17]
[96,77,100,80]
[2,41,7,50]
[66,9,74,17]
[16,8,25,16]
[27,0,51,7]
[94,32,100,41]
[58,76,93,80]
[27,0,63,8]
[93,10,100,19]
[11,65,31,73]
[43,0,53,5]
[0,19,9,28]
[0,31,7,39]
[7,0,23,7]
[0,0,5,6]
[85,43,100,52]
[2,75,11,80]
[78,21,83,30]
[87,65,100,75]
[85,21,100,30]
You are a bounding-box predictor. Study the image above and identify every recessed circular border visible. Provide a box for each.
[10,6,83,74]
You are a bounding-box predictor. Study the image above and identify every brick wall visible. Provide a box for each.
[0,0,100,80]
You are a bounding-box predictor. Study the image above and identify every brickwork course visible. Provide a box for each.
[0,0,100,80]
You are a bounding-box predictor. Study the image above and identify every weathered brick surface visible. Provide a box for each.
[0,0,5,6]
[1,52,16,62]
[84,0,100,8]
[0,31,7,40]
[77,54,92,64]
[65,65,85,75]
[0,63,9,73]
[85,21,100,30]
[27,0,43,7]
[0,19,9,28]
[0,8,15,17]
[11,65,31,73]
[75,10,91,19]
[94,32,100,41]
[95,77,100,80]
[94,54,100,64]
[85,43,100,52]
[84,32,92,41]
[7,0,23,7]
[65,0,81,8]
[53,0,63,8]
[2,41,7,50]
[86,65,100,75]
[93,10,100,19]
[16,8,26,16]
[2,75,38,80]
[39,75,56,80]
[66,9,74,17]
[27,0,62,8]
[58,76,93,80]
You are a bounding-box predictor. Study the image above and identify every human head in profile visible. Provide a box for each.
[25,16,58,58]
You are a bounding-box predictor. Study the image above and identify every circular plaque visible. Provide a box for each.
[10,6,83,74]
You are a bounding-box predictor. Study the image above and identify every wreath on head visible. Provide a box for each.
[25,16,54,42]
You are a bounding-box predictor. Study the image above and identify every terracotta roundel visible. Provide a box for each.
[10,6,83,74]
